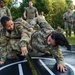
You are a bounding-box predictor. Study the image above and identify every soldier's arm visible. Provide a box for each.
[15,22,31,56]
[35,8,38,17]
[23,10,27,19]
[36,11,38,17]
[16,22,30,47]
[6,8,12,20]
[71,13,73,23]
[63,13,66,20]
[49,46,65,67]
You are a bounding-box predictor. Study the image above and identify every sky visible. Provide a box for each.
[72,0,75,5]
[17,0,22,6]
[18,0,22,3]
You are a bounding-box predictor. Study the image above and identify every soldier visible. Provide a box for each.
[23,1,38,24]
[0,0,12,29]
[63,7,72,37]
[39,11,46,21]
[30,15,54,30]
[56,25,63,34]
[0,16,31,65]
[14,17,35,33]
[72,5,75,36]
[30,28,71,72]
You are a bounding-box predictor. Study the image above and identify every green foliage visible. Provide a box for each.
[46,0,68,28]
[10,7,21,20]
[4,0,75,46]
[10,0,74,28]
[34,0,52,14]
[4,0,13,8]
[65,0,73,9]
[67,36,75,45]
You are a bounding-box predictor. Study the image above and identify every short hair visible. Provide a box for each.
[0,16,10,28]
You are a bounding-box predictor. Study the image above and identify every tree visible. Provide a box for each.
[45,0,69,28]
[10,0,74,29]
[4,0,13,8]
[65,0,73,9]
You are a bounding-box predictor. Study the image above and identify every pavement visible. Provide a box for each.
[60,45,75,67]
[0,45,75,75]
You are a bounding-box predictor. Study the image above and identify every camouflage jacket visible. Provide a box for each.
[0,22,31,61]
[31,28,65,66]
[63,12,72,23]
[0,6,12,20]
[30,16,54,30]
[14,18,34,31]
[72,10,75,23]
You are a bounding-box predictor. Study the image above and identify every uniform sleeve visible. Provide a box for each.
[16,23,31,48]
[6,8,12,20]
[63,12,67,21]
[49,46,65,66]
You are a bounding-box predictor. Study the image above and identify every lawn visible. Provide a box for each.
[67,36,75,45]
[63,31,75,45]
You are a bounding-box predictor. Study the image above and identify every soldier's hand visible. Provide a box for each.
[57,64,67,72]
[0,61,4,65]
[21,47,28,56]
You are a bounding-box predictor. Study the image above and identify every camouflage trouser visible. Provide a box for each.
[64,22,73,37]
[0,45,21,62]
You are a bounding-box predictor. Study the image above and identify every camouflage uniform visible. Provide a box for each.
[30,28,65,66]
[0,21,31,62]
[63,11,72,37]
[24,7,38,23]
[0,6,12,28]
[72,10,75,36]
[56,28,63,33]
[30,16,54,30]
[14,18,34,32]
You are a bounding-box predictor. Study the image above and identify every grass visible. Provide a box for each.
[63,31,75,45]
[67,36,75,45]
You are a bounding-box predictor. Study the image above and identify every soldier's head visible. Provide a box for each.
[0,0,5,7]
[40,11,44,15]
[47,32,71,51]
[1,16,14,31]
[29,1,33,7]
[68,7,71,13]
[57,25,61,29]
